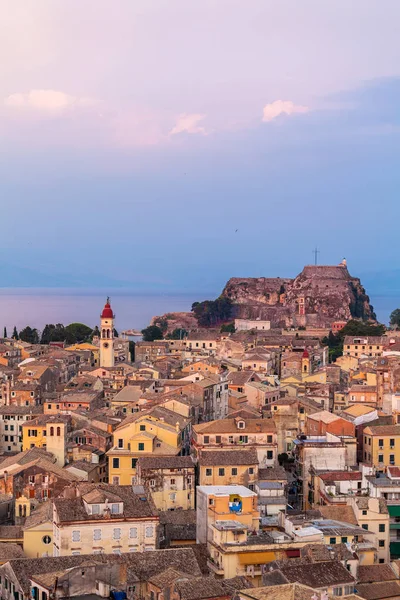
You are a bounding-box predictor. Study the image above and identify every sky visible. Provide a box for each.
[1,0,400,296]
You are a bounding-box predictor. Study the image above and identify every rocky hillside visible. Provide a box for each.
[221,263,376,328]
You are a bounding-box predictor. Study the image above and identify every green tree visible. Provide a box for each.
[390,309,400,329]
[141,325,164,342]
[12,326,19,340]
[3,327,7,338]
[40,323,66,344]
[19,326,39,344]
[167,328,188,340]
[64,323,93,344]
[113,328,119,338]
[91,325,100,339]
[220,322,235,333]
[323,320,386,362]
[192,297,233,327]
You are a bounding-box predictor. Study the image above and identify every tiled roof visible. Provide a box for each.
[198,448,258,466]
[317,505,358,525]
[364,425,400,436]
[273,560,355,588]
[137,455,194,470]
[53,483,158,522]
[159,510,196,526]
[6,548,203,595]
[259,466,288,481]
[0,526,23,539]
[0,543,25,559]
[318,471,362,482]
[194,418,276,434]
[355,581,400,600]
[23,501,53,530]
[357,564,397,584]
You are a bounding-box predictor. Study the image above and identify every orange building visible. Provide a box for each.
[306,410,355,437]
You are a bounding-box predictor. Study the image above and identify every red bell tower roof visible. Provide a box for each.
[101,298,114,319]
[302,349,309,359]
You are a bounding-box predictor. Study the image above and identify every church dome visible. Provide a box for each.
[101,299,114,319]
[302,349,309,359]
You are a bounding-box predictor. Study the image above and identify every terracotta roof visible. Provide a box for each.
[271,560,355,588]
[23,501,53,530]
[259,466,288,481]
[159,510,197,526]
[318,471,362,482]
[0,525,23,539]
[0,543,25,559]
[174,576,249,600]
[198,448,258,466]
[357,565,397,584]
[137,456,194,470]
[5,548,203,595]
[54,483,158,523]
[193,418,276,434]
[388,466,400,478]
[355,581,400,600]
[364,425,400,436]
[317,505,358,525]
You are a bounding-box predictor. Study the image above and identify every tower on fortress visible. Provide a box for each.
[100,298,115,368]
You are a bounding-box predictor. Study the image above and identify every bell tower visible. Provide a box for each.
[100,298,115,368]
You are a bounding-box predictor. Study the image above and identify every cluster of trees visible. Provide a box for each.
[4,322,118,346]
[141,325,189,342]
[390,309,400,328]
[322,319,386,362]
[192,297,233,327]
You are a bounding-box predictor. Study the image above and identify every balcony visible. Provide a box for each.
[207,558,224,575]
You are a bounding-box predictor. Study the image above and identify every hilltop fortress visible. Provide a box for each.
[221,260,376,328]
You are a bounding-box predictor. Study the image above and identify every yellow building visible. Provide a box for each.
[107,406,190,485]
[350,496,390,563]
[198,449,258,489]
[53,483,159,556]
[22,416,69,466]
[136,455,195,510]
[66,343,99,367]
[23,501,53,558]
[343,336,385,358]
[363,425,400,468]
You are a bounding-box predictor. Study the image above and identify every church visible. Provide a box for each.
[96,298,130,367]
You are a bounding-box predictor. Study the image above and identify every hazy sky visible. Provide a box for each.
[1,1,400,294]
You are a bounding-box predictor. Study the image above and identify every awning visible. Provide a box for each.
[238,551,276,565]
[388,506,400,517]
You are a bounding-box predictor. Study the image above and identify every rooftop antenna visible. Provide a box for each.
[312,247,320,266]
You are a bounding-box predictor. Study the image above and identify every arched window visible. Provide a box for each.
[107,329,110,339]
[49,427,54,436]
[23,504,26,517]
[18,504,22,517]
[102,329,106,338]
[56,427,61,436]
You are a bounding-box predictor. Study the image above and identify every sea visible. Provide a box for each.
[0,289,396,334]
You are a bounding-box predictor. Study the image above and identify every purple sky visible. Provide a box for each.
[1,1,400,293]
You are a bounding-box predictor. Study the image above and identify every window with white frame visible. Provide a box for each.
[92,504,100,515]
[72,530,81,542]
[111,503,120,514]
[129,527,138,538]
[113,528,121,540]
[93,529,102,541]
[145,525,154,538]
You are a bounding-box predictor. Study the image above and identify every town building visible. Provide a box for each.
[136,455,195,510]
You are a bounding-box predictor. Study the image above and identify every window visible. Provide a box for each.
[145,525,154,537]
[228,436,234,444]
[238,421,245,429]
[379,540,385,547]
[267,451,273,460]
[140,425,146,431]
[204,436,210,444]
[378,454,384,463]
[118,439,123,448]
[390,454,395,465]
[92,504,100,515]
[362,524,368,530]
[131,458,137,469]
[362,509,367,515]
[113,528,121,540]
[378,439,384,448]
[112,476,120,485]
[239,435,248,444]
[341,537,347,543]
[216,435,221,443]
[93,529,102,541]
[206,468,212,477]
[218,468,225,477]
[129,527,138,538]
[379,524,386,533]
[333,587,343,597]
[138,443,145,451]
[249,467,254,475]
[329,537,336,545]
[72,530,81,542]
[111,504,119,514]
[113,549,121,555]
[267,435,273,443]
[42,535,51,544]
[390,439,395,448]
[232,468,238,476]
[112,458,120,469]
